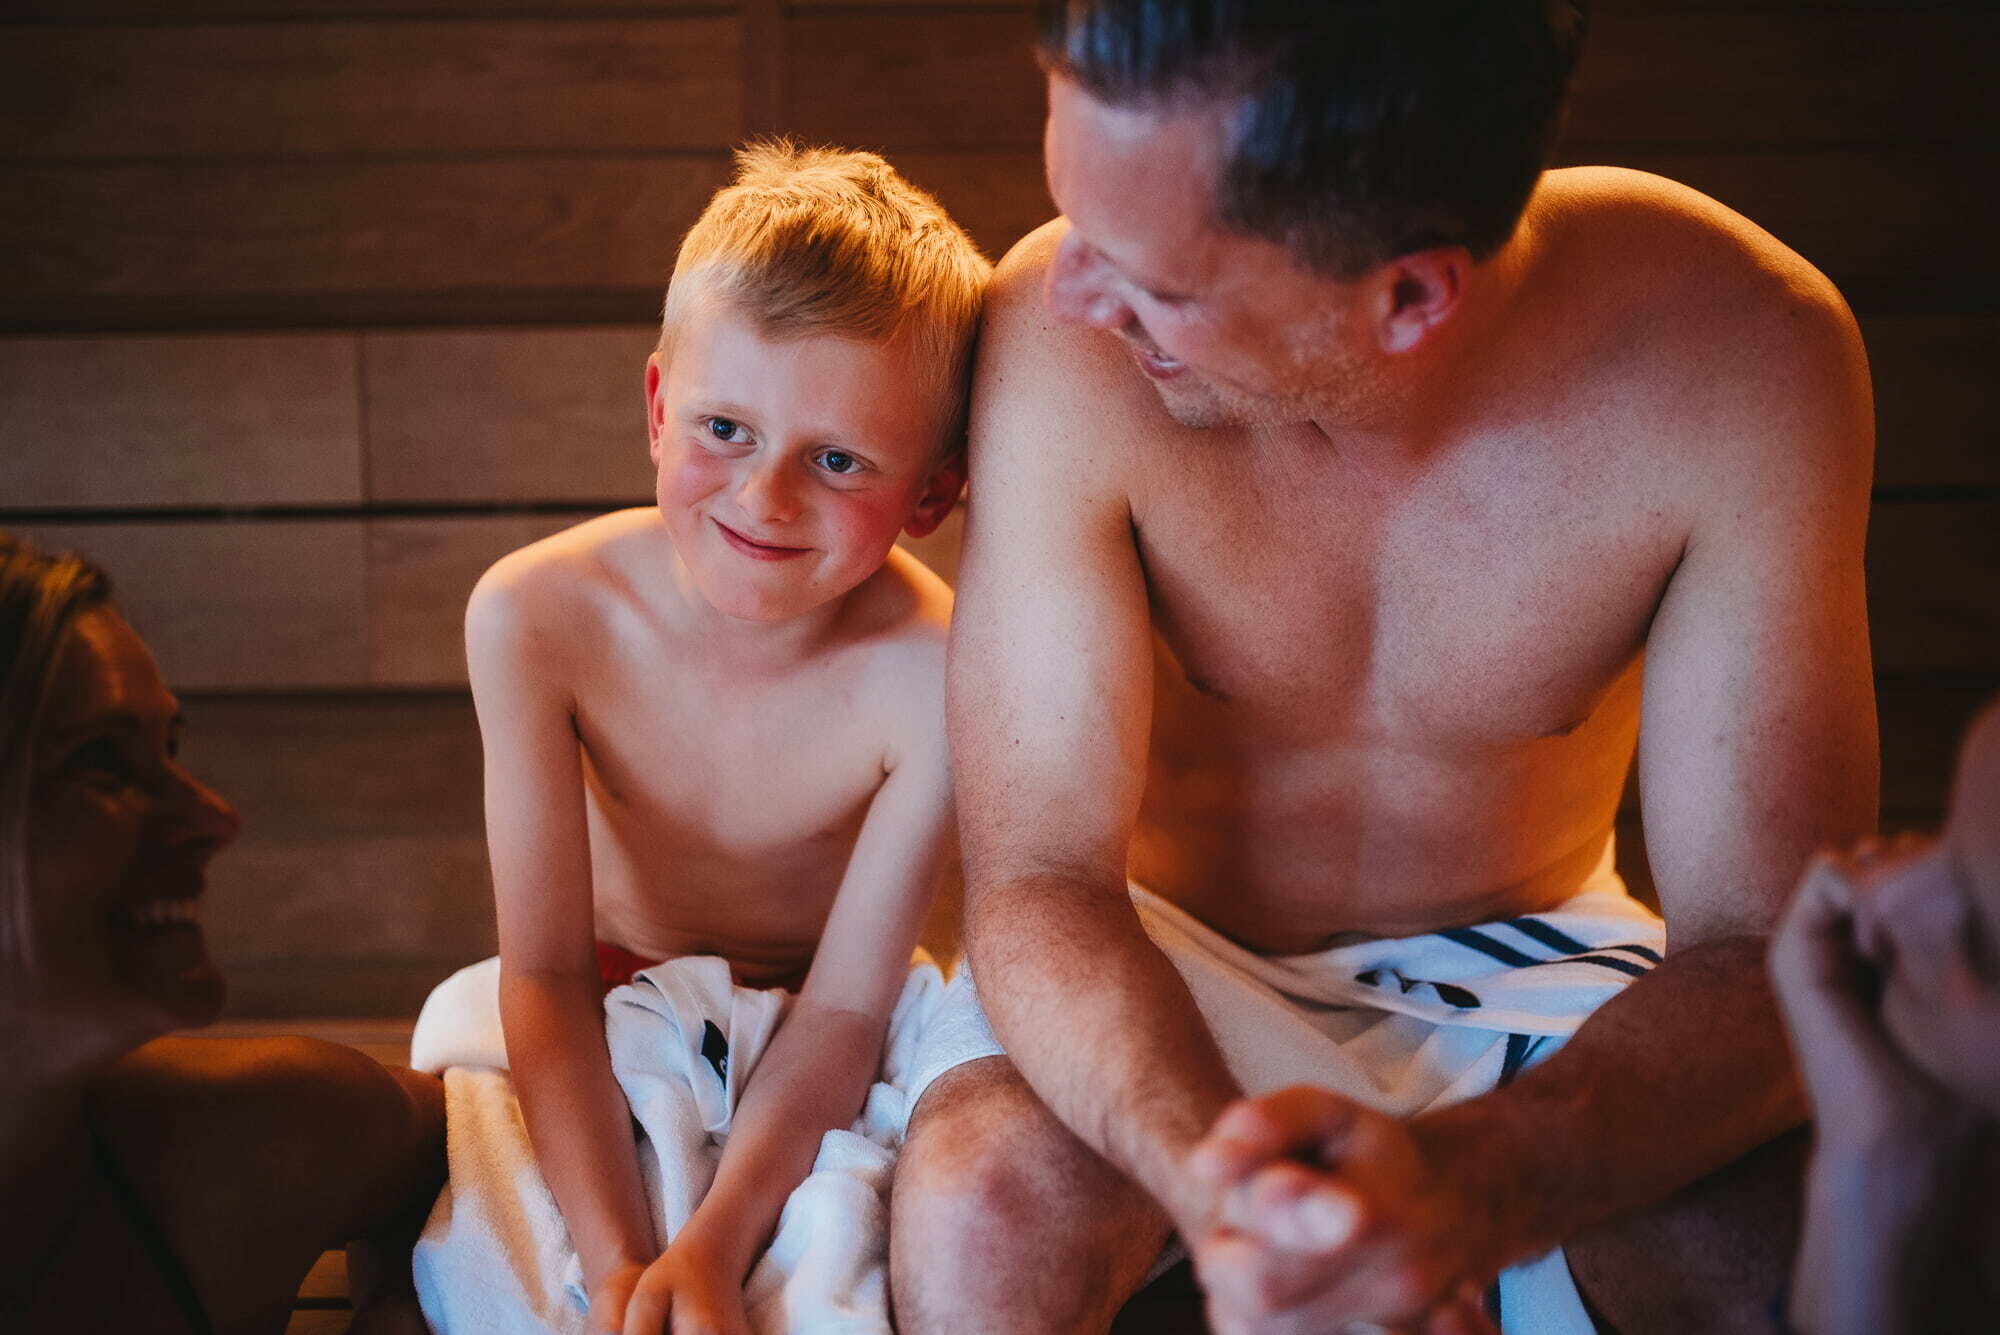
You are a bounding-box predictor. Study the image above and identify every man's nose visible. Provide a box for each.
[1046,232,1131,330]
[737,458,801,524]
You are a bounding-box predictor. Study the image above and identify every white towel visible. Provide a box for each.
[904,839,1666,1335]
[409,953,945,1335]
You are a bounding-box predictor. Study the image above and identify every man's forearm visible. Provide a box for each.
[1415,934,1804,1271]
[966,873,1243,1227]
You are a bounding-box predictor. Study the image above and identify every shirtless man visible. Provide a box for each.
[890,4,1876,1333]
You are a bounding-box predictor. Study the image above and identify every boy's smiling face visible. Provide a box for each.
[647,298,961,623]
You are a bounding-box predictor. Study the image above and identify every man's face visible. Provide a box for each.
[1042,75,1376,429]
[647,300,959,623]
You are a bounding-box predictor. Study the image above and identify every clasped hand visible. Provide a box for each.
[1180,1087,1502,1335]
[592,1236,753,1335]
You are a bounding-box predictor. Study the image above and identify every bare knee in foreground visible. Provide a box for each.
[1567,1127,1807,1335]
[891,1057,1171,1335]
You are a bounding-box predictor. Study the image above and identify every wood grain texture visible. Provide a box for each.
[1864,314,2000,489]
[1567,11,1999,147]
[363,325,656,503]
[0,333,363,509]
[782,11,1043,150]
[0,18,743,158]
[777,10,1995,151]
[1866,502,2000,675]
[10,519,369,688]
[1,156,729,331]
[366,513,581,685]
[1562,149,2000,308]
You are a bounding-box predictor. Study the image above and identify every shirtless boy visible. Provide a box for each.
[892,4,1876,1334]
[439,144,985,1335]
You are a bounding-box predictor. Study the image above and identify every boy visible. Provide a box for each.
[410,143,988,1335]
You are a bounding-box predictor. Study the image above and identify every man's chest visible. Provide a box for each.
[1134,449,1682,747]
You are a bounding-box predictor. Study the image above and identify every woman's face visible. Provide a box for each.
[25,608,239,1032]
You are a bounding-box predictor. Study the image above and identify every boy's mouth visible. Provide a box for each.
[713,519,811,561]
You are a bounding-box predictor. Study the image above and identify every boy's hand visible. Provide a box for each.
[618,1239,754,1335]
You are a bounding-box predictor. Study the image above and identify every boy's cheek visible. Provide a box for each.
[823,487,921,555]
[660,445,728,509]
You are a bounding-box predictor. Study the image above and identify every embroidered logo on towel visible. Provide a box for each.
[701,1020,729,1082]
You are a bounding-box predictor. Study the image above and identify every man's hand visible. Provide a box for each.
[1182,1087,1501,1335]
[593,1241,753,1335]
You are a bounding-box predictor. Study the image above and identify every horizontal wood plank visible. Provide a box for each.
[1864,314,2000,490]
[0,333,363,509]
[1878,677,2000,816]
[1866,502,2000,675]
[781,11,1995,150]
[16,0,719,17]
[9,519,369,688]
[1558,149,2000,310]
[0,18,742,158]
[366,514,581,684]
[363,325,657,503]
[1,156,729,332]
[1567,12,1999,147]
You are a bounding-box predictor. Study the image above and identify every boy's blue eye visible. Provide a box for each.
[707,417,741,442]
[817,449,859,475]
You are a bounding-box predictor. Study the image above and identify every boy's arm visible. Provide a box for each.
[671,703,954,1283]
[466,563,656,1312]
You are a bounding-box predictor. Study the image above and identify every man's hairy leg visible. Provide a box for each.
[891,1057,1173,1335]
[1565,1128,1806,1335]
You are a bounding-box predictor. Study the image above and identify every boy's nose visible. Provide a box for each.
[736,459,801,525]
[1046,231,1132,331]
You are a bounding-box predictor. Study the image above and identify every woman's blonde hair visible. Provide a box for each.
[660,141,993,452]
[1,532,112,973]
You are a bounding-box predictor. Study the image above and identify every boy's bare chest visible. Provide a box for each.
[1133,439,1681,748]
[571,651,889,860]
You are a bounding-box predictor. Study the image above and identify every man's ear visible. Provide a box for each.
[645,353,666,466]
[904,450,968,540]
[1373,247,1468,355]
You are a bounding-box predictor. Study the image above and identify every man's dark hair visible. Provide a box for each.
[1039,0,1588,277]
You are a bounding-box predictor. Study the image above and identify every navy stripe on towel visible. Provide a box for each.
[1605,943,1663,965]
[1440,927,1541,968]
[1504,916,1593,957]
[1554,952,1651,979]
[1499,1032,1536,1087]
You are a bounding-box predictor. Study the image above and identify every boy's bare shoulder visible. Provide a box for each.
[465,508,672,665]
[840,546,955,730]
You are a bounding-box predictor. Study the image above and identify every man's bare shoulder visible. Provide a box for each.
[976,218,1182,479]
[1538,167,1871,483]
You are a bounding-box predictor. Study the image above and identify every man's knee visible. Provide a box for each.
[1567,1128,1807,1335]
[899,1057,1095,1231]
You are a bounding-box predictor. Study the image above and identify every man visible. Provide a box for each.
[891,3,1877,1333]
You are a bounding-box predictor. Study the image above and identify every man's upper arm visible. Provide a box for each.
[464,556,595,975]
[949,225,1157,908]
[1638,281,1879,945]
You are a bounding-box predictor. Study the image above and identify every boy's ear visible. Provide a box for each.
[903,450,967,540]
[645,353,666,466]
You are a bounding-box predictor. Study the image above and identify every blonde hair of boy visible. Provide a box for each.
[659,141,992,455]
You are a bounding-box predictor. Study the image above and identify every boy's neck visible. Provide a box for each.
[667,548,859,671]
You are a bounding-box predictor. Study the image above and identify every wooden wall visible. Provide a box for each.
[3,2,1994,1016]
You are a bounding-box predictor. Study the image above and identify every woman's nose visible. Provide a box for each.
[169,767,240,853]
